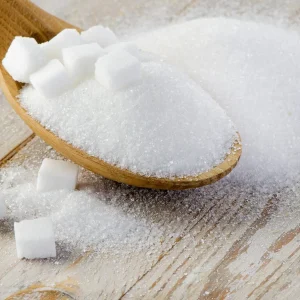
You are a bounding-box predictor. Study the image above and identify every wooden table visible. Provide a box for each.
[1,1,300,299]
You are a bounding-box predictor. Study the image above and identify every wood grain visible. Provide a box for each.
[123,194,300,299]
[0,93,33,163]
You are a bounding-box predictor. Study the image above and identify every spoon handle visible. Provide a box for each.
[0,0,77,61]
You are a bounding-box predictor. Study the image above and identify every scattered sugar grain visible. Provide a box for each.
[1,163,299,257]
[0,166,163,253]
[20,60,237,177]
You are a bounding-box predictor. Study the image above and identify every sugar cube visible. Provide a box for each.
[2,37,48,83]
[41,29,82,61]
[14,217,56,259]
[95,49,141,90]
[106,42,140,57]
[81,25,117,47]
[30,59,73,99]
[62,43,106,82]
[106,42,157,62]
[0,198,6,219]
[37,158,79,192]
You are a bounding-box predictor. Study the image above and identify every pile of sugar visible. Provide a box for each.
[19,60,237,178]
[134,18,300,191]
[2,18,300,254]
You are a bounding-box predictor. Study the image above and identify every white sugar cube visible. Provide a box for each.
[62,43,106,82]
[105,42,140,58]
[105,42,156,62]
[0,198,6,219]
[41,29,82,61]
[37,158,79,192]
[14,217,56,259]
[81,25,117,47]
[30,59,73,99]
[95,49,141,90]
[2,37,48,83]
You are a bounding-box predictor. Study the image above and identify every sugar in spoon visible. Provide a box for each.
[0,0,241,189]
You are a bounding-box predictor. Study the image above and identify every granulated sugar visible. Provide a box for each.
[134,18,300,191]
[1,17,300,256]
[31,0,300,36]
[19,60,237,178]
[0,166,162,253]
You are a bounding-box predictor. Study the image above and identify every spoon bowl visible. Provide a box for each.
[0,0,242,189]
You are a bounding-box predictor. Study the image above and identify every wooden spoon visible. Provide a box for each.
[0,0,242,190]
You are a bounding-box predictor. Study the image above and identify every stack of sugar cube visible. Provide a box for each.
[2,24,148,99]
[13,159,79,259]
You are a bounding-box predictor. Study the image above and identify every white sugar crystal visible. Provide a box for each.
[41,29,82,61]
[62,43,106,82]
[14,217,56,259]
[30,59,73,99]
[1,166,163,253]
[95,49,142,90]
[0,198,6,219]
[20,60,236,178]
[105,42,154,62]
[37,158,79,192]
[134,18,300,189]
[2,37,48,83]
[1,0,300,260]
[81,25,117,47]
[105,42,140,56]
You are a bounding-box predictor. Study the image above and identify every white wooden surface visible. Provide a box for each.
[0,92,33,164]
[1,0,300,299]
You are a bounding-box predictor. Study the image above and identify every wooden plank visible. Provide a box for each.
[124,192,300,299]
[0,93,33,163]
[0,231,19,280]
